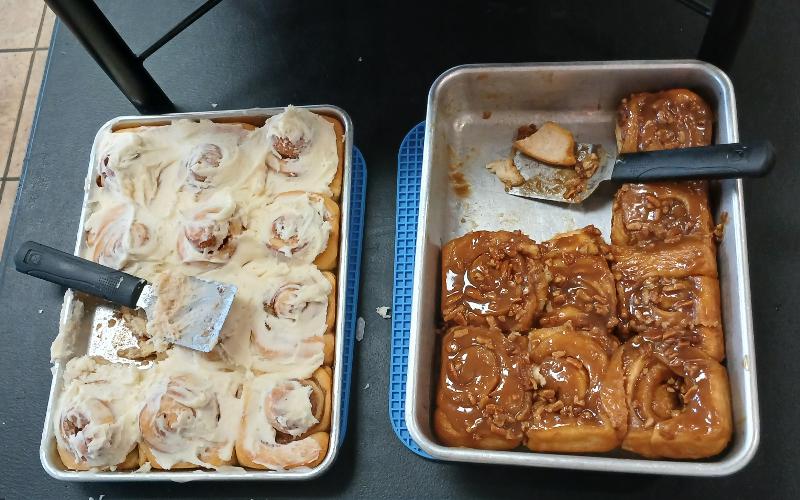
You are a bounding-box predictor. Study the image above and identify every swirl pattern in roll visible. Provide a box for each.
[235,368,331,470]
[250,264,335,377]
[137,351,243,469]
[84,202,153,270]
[177,189,243,264]
[524,323,626,453]
[611,337,732,459]
[54,357,142,470]
[442,230,549,331]
[256,191,340,270]
[611,181,714,248]
[434,326,533,450]
[264,106,344,199]
[540,226,618,335]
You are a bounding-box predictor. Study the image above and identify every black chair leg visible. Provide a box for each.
[44,0,174,114]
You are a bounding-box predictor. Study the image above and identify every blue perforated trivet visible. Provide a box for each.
[389,122,433,458]
[339,146,367,445]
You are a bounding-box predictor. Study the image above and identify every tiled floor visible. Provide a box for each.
[0,1,55,258]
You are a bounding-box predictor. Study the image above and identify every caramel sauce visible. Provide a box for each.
[539,227,618,335]
[526,325,619,432]
[442,230,548,331]
[612,181,712,247]
[620,338,732,456]
[435,327,532,447]
[617,89,712,153]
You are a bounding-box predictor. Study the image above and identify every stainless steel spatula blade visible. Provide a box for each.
[507,144,612,203]
[137,276,237,353]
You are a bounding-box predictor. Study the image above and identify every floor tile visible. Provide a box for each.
[0,51,31,175]
[38,7,55,49]
[8,50,47,178]
[0,0,43,49]
[0,181,20,258]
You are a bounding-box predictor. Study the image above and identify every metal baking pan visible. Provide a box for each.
[41,105,354,481]
[406,61,760,476]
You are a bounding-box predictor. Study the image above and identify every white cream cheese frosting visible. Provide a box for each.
[252,191,332,265]
[263,105,338,198]
[53,356,142,469]
[239,374,323,470]
[137,349,243,469]
[57,109,340,471]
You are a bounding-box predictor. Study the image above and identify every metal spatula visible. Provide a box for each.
[508,140,775,203]
[15,241,236,352]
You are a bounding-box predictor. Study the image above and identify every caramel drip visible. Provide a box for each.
[612,181,712,247]
[619,338,732,457]
[436,327,532,447]
[617,89,712,153]
[442,230,548,331]
[540,227,618,335]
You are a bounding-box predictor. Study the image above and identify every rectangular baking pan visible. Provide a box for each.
[405,61,760,476]
[41,105,354,481]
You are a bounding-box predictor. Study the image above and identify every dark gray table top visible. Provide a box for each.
[1,1,797,498]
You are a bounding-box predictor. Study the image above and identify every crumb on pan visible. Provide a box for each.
[486,158,525,187]
[376,306,392,319]
[356,316,366,341]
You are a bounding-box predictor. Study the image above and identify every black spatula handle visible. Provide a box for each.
[14,241,146,308]
[611,141,775,181]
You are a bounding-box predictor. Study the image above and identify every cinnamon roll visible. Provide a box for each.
[138,352,243,469]
[95,128,165,205]
[434,326,532,450]
[251,265,336,376]
[177,190,242,264]
[611,181,714,247]
[235,367,331,470]
[258,191,340,271]
[84,202,153,270]
[264,106,344,199]
[442,231,549,331]
[184,123,256,189]
[54,357,142,471]
[613,238,723,361]
[615,89,713,154]
[524,323,626,453]
[612,337,732,459]
[540,226,618,335]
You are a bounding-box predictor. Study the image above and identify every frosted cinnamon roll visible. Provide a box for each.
[138,353,243,469]
[235,368,331,470]
[611,181,714,247]
[613,240,723,361]
[524,324,626,453]
[177,190,242,264]
[434,326,533,450]
[612,337,732,459]
[264,106,344,199]
[250,265,335,375]
[258,191,340,271]
[183,123,256,189]
[54,356,142,471]
[84,202,152,269]
[442,230,549,331]
[615,89,713,154]
[540,226,618,335]
[95,128,165,205]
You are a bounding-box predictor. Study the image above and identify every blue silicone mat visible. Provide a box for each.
[340,146,367,445]
[389,122,433,458]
